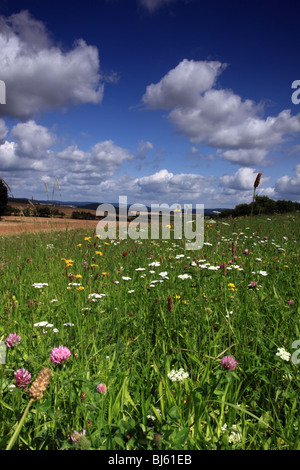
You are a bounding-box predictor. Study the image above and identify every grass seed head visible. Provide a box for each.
[254,172,262,188]
[28,367,51,400]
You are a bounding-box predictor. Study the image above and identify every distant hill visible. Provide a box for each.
[7,198,230,216]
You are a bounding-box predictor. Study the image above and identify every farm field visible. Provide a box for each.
[0,212,299,450]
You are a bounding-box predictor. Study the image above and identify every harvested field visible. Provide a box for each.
[0,216,99,236]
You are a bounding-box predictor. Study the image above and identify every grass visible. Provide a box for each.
[0,212,299,450]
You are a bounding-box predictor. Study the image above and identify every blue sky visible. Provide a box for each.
[0,0,300,208]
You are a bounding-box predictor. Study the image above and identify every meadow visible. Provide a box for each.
[0,212,299,450]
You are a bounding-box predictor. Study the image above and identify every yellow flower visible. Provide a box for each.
[65,259,73,264]
[77,286,84,290]
[95,251,103,256]
[77,244,82,248]
[91,264,99,267]
[75,274,82,279]
[175,295,181,299]
[84,237,91,241]
[104,242,110,246]
[102,272,109,276]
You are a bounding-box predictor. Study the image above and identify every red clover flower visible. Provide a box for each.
[220,355,237,371]
[50,346,71,364]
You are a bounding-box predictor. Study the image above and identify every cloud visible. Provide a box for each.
[91,140,134,173]
[275,164,300,197]
[219,148,269,166]
[10,120,56,157]
[143,59,225,110]
[135,168,214,201]
[142,59,300,166]
[219,167,270,191]
[0,119,8,143]
[0,10,110,119]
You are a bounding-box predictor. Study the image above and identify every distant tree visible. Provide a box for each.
[37,206,51,217]
[0,178,8,217]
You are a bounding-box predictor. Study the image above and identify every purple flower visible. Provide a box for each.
[71,429,86,442]
[5,332,21,348]
[96,383,107,394]
[220,355,237,371]
[249,281,258,288]
[287,299,294,305]
[50,345,71,364]
[243,249,249,255]
[14,368,32,388]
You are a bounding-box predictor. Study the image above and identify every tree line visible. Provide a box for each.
[219,196,300,218]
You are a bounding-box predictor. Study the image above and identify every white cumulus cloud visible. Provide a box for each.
[0,10,110,119]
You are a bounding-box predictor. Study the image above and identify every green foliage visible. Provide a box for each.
[0,178,8,217]
[0,212,299,450]
[219,196,300,218]
[71,211,96,220]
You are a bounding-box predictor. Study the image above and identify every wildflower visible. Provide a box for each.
[258,270,268,276]
[5,332,21,348]
[178,274,192,280]
[228,283,235,291]
[71,429,86,442]
[88,293,106,301]
[220,355,237,371]
[77,286,85,290]
[228,428,242,444]
[167,368,189,382]
[276,347,291,362]
[28,367,51,400]
[32,282,48,288]
[243,249,249,255]
[14,368,32,388]
[248,281,258,288]
[77,244,82,248]
[34,321,49,327]
[50,346,71,364]
[96,383,107,394]
[159,271,168,278]
[95,251,103,256]
[287,300,294,305]
[75,274,82,279]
